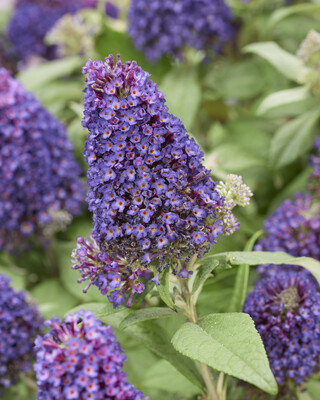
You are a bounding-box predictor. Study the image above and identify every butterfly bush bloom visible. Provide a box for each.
[7,0,97,60]
[128,0,234,61]
[255,193,320,279]
[0,274,43,391]
[34,310,148,400]
[77,55,253,307]
[244,272,320,386]
[0,68,84,252]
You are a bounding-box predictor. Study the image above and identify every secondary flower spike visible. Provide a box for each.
[7,0,97,60]
[244,272,320,388]
[128,0,234,61]
[0,274,43,391]
[34,310,148,400]
[255,193,320,280]
[0,68,84,252]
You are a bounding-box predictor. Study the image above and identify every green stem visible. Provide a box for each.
[179,257,224,400]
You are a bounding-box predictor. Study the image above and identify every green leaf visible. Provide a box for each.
[305,378,320,400]
[268,4,320,29]
[207,251,320,285]
[141,359,200,395]
[17,56,82,91]
[268,167,311,213]
[256,87,312,116]
[191,259,220,295]
[205,142,266,174]
[172,313,278,395]
[30,279,78,319]
[270,107,320,169]
[0,253,25,290]
[158,267,176,310]
[159,66,201,130]
[243,42,307,82]
[228,230,263,313]
[124,320,204,391]
[119,307,176,329]
[205,59,267,100]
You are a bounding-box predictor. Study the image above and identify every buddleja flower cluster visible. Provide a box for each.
[255,193,320,279]
[128,0,234,61]
[0,68,84,252]
[244,272,320,386]
[7,0,97,60]
[34,310,148,400]
[76,55,251,307]
[0,274,43,391]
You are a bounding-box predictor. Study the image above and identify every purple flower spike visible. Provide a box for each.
[7,0,97,60]
[0,274,43,391]
[255,193,320,280]
[244,272,320,387]
[34,310,148,400]
[0,68,84,252]
[128,0,234,61]
[81,54,226,305]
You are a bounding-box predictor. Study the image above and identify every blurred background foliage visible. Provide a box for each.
[1,0,320,399]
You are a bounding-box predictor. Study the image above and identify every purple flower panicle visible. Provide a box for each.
[0,68,84,252]
[255,193,320,279]
[0,274,43,390]
[128,0,234,61]
[81,54,225,306]
[7,0,97,60]
[34,310,148,400]
[244,272,320,386]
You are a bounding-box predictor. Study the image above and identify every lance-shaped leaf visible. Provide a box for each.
[243,42,307,82]
[172,313,278,394]
[204,251,320,285]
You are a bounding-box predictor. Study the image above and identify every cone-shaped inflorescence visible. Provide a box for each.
[79,54,231,307]
[0,274,43,391]
[255,193,320,280]
[0,68,84,252]
[7,0,97,61]
[310,136,320,198]
[127,0,234,61]
[34,310,148,400]
[244,272,320,387]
